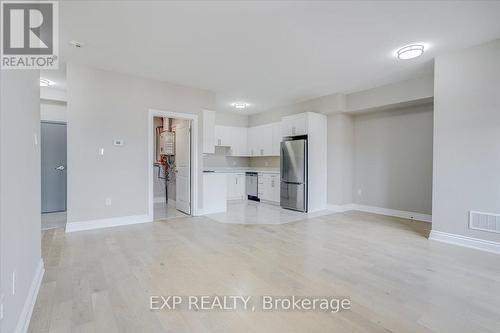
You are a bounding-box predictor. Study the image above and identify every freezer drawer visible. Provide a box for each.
[280,182,306,212]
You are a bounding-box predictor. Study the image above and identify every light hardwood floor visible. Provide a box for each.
[29,211,500,333]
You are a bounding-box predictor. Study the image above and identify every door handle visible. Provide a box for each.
[55,165,65,171]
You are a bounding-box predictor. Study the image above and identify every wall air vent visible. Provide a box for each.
[469,211,500,234]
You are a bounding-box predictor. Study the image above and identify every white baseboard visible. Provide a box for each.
[429,230,500,255]
[65,214,152,233]
[326,204,355,213]
[15,259,44,333]
[326,203,432,223]
[352,204,432,223]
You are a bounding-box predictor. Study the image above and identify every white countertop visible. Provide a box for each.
[203,167,279,174]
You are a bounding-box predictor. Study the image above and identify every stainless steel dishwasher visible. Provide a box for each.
[245,172,259,201]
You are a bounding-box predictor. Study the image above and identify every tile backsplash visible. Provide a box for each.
[203,147,280,169]
[203,146,250,168]
[249,156,280,168]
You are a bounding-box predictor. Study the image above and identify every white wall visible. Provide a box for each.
[248,76,433,126]
[0,71,42,333]
[41,100,66,122]
[66,63,215,224]
[327,113,354,205]
[248,93,345,126]
[248,77,434,214]
[433,38,500,242]
[346,76,434,113]
[353,104,434,214]
[215,111,248,127]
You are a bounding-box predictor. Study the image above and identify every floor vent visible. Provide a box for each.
[469,211,500,234]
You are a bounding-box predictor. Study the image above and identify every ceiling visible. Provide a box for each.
[46,1,500,114]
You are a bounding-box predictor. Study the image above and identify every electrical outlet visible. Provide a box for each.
[12,271,16,295]
[105,198,112,206]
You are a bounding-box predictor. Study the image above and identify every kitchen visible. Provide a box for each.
[202,110,327,221]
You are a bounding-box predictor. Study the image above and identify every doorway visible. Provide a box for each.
[41,121,67,229]
[149,110,199,220]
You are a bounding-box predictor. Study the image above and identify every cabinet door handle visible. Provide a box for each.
[236,178,238,185]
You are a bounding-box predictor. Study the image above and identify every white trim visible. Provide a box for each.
[326,203,432,223]
[429,230,500,255]
[352,204,432,222]
[65,214,151,233]
[15,259,44,333]
[148,109,199,220]
[326,204,355,213]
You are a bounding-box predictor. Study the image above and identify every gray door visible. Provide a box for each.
[41,122,67,213]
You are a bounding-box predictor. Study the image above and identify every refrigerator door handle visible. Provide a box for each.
[282,181,302,185]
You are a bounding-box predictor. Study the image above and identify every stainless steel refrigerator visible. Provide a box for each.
[280,137,307,212]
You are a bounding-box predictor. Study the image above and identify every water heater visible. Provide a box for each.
[159,131,175,156]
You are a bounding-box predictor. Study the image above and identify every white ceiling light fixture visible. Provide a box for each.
[39,78,54,87]
[231,102,249,109]
[396,44,425,60]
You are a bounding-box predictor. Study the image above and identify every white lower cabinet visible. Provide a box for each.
[258,173,280,203]
[226,173,246,201]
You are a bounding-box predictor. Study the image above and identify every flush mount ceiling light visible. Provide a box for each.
[396,44,425,60]
[39,78,54,87]
[231,102,249,109]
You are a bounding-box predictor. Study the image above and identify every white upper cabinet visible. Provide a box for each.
[259,124,273,156]
[272,122,282,156]
[247,123,279,157]
[210,118,281,157]
[214,125,232,147]
[231,127,248,156]
[247,126,258,156]
[202,110,216,154]
[281,113,308,137]
[215,125,248,156]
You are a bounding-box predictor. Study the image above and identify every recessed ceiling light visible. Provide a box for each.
[231,102,249,109]
[39,78,54,87]
[397,44,425,60]
[69,40,84,48]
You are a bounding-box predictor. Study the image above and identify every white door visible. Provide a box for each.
[175,121,191,214]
